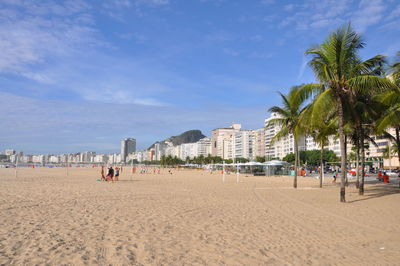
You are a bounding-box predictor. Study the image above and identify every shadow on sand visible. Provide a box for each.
[347,181,400,203]
[114,180,141,182]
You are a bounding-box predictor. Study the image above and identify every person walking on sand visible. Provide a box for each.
[378,171,383,181]
[101,165,106,181]
[383,172,390,183]
[332,170,337,183]
[114,167,120,181]
[106,167,114,182]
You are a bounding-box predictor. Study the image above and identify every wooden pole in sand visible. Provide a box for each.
[130,160,133,181]
[66,156,69,177]
[236,162,239,183]
[222,161,225,182]
[15,154,19,178]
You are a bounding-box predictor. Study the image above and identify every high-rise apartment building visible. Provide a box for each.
[233,130,254,159]
[196,137,211,157]
[264,113,306,159]
[154,142,168,161]
[211,123,241,159]
[252,128,266,159]
[5,149,16,156]
[121,138,136,162]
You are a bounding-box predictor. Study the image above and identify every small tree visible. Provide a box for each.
[267,86,308,188]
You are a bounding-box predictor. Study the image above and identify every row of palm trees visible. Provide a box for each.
[267,24,400,202]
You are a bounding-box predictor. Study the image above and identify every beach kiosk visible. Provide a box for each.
[264,160,290,177]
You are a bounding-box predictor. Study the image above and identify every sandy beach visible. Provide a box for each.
[0,167,399,265]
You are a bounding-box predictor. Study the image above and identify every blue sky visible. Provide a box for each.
[1,0,399,154]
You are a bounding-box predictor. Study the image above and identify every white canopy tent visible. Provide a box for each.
[208,160,290,176]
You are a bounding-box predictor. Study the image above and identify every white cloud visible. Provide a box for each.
[278,0,388,32]
[101,0,169,19]
[116,32,147,43]
[247,52,273,59]
[0,0,100,74]
[80,86,168,106]
[199,0,226,5]
[206,31,235,42]
[0,91,267,153]
[133,98,168,106]
[297,56,308,80]
[284,4,295,11]
[352,0,386,32]
[386,4,400,20]
[379,20,400,31]
[222,48,239,56]
[260,0,275,5]
[104,0,169,8]
[0,0,174,107]
[250,35,263,41]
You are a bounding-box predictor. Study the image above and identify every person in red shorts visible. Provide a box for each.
[377,171,383,181]
[383,172,390,183]
[106,167,114,182]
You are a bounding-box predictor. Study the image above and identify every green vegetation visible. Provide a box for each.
[266,85,309,188]
[160,155,184,166]
[269,23,399,201]
[282,150,339,166]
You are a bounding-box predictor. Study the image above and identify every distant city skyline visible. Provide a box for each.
[1,0,399,154]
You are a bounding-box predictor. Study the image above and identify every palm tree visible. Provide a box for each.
[348,90,384,194]
[375,51,400,166]
[300,99,337,188]
[382,143,398,159]
[303,23,391,202]
[267,86,308,188]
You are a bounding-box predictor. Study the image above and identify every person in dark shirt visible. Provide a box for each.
[106,167,114,182]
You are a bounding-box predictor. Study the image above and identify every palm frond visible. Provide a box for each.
[351,55,386,76]
[298,83,325,100]
[348,75,395,95]
[265,117,286,128]
[270,127,290,144]
[375,108,400,133]
[268,106,290,118]
[309,88,335,122]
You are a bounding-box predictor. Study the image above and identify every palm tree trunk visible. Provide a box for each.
[320,144,324,188]
[396,127,400,166]
[294,137,298,189]
[355,144,360,189]
[396,127,400,188]
[345,135,349,187]
[359,129,365,195]
[337,97,346,202]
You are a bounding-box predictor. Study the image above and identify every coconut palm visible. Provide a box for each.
[300,100,337,188]
[313,120,337,188]
[303,23,392,202]
[267,86,308,188]
[382,144,398,159]
[375,52,400,166]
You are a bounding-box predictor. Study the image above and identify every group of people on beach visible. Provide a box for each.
[377,171,391,183]
[100,166,120,182]
[100,165,170,182]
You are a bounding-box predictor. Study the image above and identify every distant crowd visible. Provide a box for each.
[99,165,172,182]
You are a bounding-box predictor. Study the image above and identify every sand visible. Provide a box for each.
[0,167,399,265]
